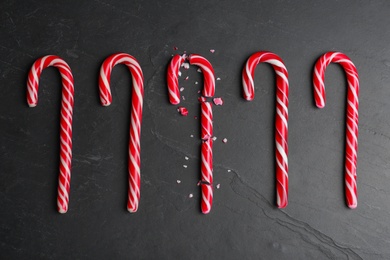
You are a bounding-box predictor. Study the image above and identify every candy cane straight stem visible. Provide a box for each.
[27,55,74,214]
[242,51,289,208]
[313,51,359,209]
[99,53,144,213]
[167,54,215,214]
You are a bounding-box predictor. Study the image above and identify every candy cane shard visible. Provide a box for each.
[242,51,289,208]
[167,54,215,214]
[27,55,74,214]
[313,51,359,209]
[99,53,144,213]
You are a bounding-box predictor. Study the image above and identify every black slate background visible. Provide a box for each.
[1,1,389,259]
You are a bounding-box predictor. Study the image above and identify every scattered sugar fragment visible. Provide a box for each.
[178,71,182,77]
[190,135,194,138]
[197,68,202,73]
[217,77,221,81]
[177,180,181,184]
[216,184,221,189]
[213,97,224,106]
[194,116,198,120]
[189,194,193,198]
[195,81,199,85]
[173,46,178,50]
[182,62,190,69]
[185,76,189,80]
[185,156,189,160]
[222,138,228,143]
[183,165,188,168]
[182,96,185,100]
[180,87,184,92]
[197,90,201,94]
[177,106,188,116]
[227,169,231,172]
[212,136,217,141]
[210,49,215,53]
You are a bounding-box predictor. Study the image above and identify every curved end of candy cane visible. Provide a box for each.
[28,102,37,108]
[316,102,325,109]
[277,202,288,209]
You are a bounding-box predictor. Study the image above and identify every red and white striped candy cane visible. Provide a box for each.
[99,53,144,213]
[167,54,186,105]
[27,55,74,214]
[242,51,289,208]
[313,51,359,209]
[167,54,215,214]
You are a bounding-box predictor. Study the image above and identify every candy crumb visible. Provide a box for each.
[177,106,188,116]
[197,68,202,73]
[217,77,221,81]
[210,49,215,53]
[182,96,185,100]
[178,71,182,77]
[227,169,231,172]
[195,81,198,85]
[180,87,184,92]
[190,135,194,138]
[177,180,181,184]
[185,76,189,80]
[182,62,190,69]
[216,184,221,189]
[189,194,193,198]
[213,97,224,106]
[222,138,228,143]
[173,46,178,50]
[183,165,188,168]
[212,136,217,141]
[185,156,189,160]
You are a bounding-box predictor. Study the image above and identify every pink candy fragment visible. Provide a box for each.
[222,138,228,143]
[213,97,224,105]
[210,49,215,53]
[177,106,188,116]
[173,46,178,50]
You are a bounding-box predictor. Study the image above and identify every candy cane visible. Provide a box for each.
[27,55,74,214]
[167,54,215,214]
[99,53,144,213]
[313,51,359,209]
[242,51,289,208]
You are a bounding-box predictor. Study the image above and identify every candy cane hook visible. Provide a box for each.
[167,54,215,214]
[99,53,144,213]
[242,51,289,208]
[27,55,74,213]
[313,51,359,209]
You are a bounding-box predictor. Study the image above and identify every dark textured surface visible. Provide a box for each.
[1,1,389,259]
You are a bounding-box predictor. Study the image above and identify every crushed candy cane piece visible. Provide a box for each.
[182,62,190,69]
[217,77,221,81]
[180,87,184,92]
[213,97,224,106]
[216,184,220,189]
[212,136,217,141]
[185,76,189,80]
[194,116,198,120]
[185,156,189,160]
[183,165,188,168]
[210,49,215,53]
[189,194,193,198]
[222,138,228,143]
[177,106,188,116]
[197,68,202,73]
[173,46,178,50]
[182,96,185,100]
[227,169,231,172]
[195,81,198,85]
[190,135,194,138]
[178,71,182,77]
[197,90,201,94]
[177,180,181,184]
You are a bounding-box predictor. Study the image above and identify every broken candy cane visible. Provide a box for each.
[27,55,74,213]
[99,53,144,213]
[313,51,359,209]
[167,54,215,214]
[242,51,289,208]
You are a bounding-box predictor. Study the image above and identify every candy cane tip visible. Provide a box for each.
[58,208,67,214]
[202,209,210,214]
[316,103,325,109]
[348,203,357,209]
[28,103,37,108]
[127,207,138,213]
